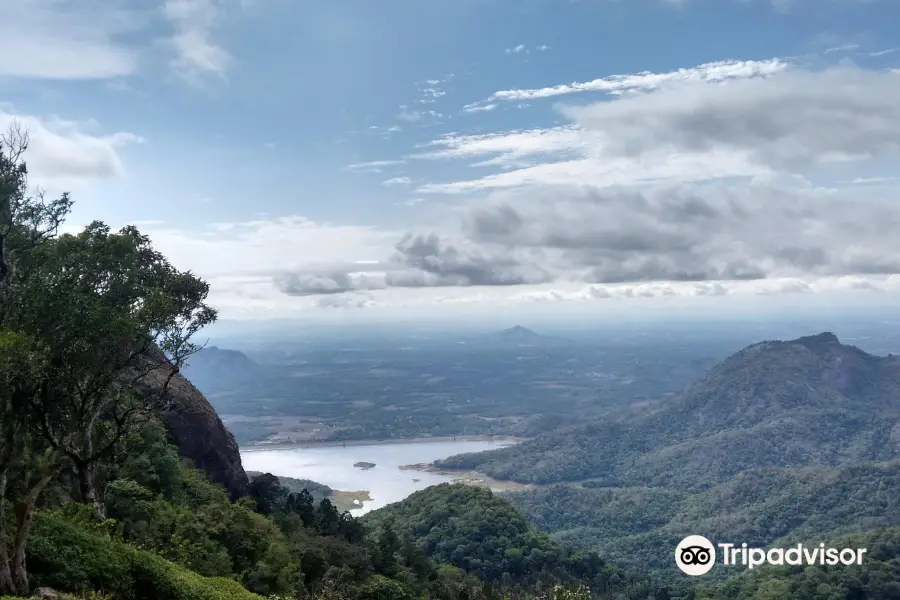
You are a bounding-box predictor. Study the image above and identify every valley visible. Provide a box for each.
[210,318,900,586]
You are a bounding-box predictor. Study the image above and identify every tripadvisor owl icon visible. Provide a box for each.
[675,535,716,576]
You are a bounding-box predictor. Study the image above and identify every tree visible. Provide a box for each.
[11,220,216,521]
[249,473,289,516]
[0,123,217,594]
[285,489,315,527]
[315,499,341,537]
[0,124,73,595]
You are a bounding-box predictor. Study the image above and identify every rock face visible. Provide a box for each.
[131,348,251,500]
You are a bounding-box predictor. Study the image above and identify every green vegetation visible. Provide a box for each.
[509,460,900,578]
[697,526,900,599]
[186,334,728,446]
[362,484,678,600]
[246,473,333,502]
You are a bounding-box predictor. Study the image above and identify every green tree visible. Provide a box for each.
[0,125,73,595]
[315,499,341,537]
[13,220,215,521]
[285,489,315,528]
[249,473,289,516]
[0,123,216,594]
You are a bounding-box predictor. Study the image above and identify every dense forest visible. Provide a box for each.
[508,460,900,578]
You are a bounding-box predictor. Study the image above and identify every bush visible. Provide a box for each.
[27,512,134,597]
[26,512,264,600]
[130,551,263,600]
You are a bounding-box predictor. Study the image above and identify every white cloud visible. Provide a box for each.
[383,176,412,187]
[0,110,143,192]
[122,200,900,318]
[485,58,789,102]
[415,127,588,166]
[562,66,900,169]
[420,88,446,98]
[422,65,900,193]
[344,160,406,173]
[0,0,141,79]
[145,216,397,277]
[462,103,498,114]
[842,176,900,185]
[824,43,860,55]
[417,153,765,193]
[505,44,550,55]
[164,0,230,84]
[398,108,443,123]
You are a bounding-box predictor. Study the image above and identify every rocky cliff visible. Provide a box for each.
[131,349,251,500]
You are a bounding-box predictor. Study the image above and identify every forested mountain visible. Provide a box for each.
[510,460,900,576]
[432,333,900,582]
[696,526,900,599]
[437,333,900,489]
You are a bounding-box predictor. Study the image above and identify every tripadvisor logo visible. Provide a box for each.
[675,535,868,576]
[675,535,716,576]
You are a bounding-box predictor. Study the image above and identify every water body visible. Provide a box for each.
[241,439,515,515]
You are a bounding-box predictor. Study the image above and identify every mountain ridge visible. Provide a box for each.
[435,332,900,489]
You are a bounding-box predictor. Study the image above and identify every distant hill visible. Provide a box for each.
[497,325,543,340]
[437,332,900,489]
[181,346,263,393]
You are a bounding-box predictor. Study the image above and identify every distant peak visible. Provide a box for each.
[498,325,541,339]
[796,332,840,348]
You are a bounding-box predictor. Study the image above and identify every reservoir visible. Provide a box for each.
[240,439,515,515]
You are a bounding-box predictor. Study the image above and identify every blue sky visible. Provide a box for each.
[3,0,900,321]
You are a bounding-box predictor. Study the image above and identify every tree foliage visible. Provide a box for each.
[0,123,214,594]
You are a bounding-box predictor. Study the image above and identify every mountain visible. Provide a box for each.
[496,325,543,342]
[436,332,900,489]
[180,346,263,393]
[432,332,900,579]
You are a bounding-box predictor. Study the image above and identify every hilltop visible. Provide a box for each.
[497,325,544,340]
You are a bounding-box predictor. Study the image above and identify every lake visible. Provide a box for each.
[240,439,515,515]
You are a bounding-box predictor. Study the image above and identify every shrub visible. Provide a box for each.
[26,512,264,600]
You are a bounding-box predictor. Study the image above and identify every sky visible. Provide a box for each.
[3,0,900,323]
